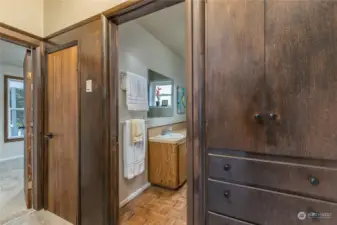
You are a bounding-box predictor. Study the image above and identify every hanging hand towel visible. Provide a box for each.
[123,120,135,179]
[131,119,144,143]
[126,71,149,111]
[133,120,146,176]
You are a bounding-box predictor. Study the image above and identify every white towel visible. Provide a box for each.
[126,72,149,111]
[123,120,146,179]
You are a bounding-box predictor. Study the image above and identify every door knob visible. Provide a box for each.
[44,133,54,140]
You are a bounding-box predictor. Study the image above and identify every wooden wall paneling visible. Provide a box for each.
[108,18,119,225]
[265,0,337,160]
[205,0,265,152]
[46,19,108,225]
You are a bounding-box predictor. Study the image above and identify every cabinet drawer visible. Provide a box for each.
[208,180,337,225]
[208,212,254,225]
[209,154,337,202]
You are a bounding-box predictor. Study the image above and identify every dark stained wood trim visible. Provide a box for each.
[43,47,49,209]
[108,18,119,225]
[101,15,110,225]
[46,40,78,54]
[4,75,25,143]
[0,23,40,48]
[32,43,45,210]
[186,0,205,224]
[108,0,184,24]
[186,1,193,224]
[0,22,43,41]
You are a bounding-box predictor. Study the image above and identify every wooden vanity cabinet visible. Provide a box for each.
[148,140,187,189]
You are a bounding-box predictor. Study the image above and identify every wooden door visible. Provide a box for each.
[24,49,33,208]
[265,0,337,160]
[205,0,266,152]
[46,45,79,224]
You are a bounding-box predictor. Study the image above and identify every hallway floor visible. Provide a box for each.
[120,184,187,225]
[0,168,27,224]
[3,210,72,225]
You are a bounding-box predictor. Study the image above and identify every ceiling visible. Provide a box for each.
[0,39,26,67]
[137,2,186,59]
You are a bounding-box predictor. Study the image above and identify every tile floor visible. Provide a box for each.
[120,184,187,225]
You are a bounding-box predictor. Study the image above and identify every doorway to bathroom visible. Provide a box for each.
[106,1,189,224]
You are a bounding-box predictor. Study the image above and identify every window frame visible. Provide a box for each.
[149,80,173,107]
[4,75,24,143]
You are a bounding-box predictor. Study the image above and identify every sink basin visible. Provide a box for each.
[153,133,185,139]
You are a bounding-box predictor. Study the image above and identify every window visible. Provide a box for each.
[4,75,24,142]
[149,81,173,107]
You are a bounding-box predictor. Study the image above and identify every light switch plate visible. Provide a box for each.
[86,80,92,92]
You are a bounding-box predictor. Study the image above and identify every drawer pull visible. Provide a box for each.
[224,164,231,171]
[224,191,230,198]
[309,177,320,186]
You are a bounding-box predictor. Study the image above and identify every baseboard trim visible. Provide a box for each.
[119,183,151,208]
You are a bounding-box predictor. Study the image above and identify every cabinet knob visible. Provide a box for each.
[269,113,278,121]
[224,164,231,171]
[224,191,230,198]
[254,113,264,124]
[309,177,320,186]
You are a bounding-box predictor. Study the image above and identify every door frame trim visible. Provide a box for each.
[44,42,81,224]
[105,0,206,224]
[0,25,45,210]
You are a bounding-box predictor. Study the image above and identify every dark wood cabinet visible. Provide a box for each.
[205,0,337,224]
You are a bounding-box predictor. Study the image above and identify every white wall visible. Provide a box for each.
[0,64,24,160]
[43,0,124,36]
[118,21,186,204]
[0,0,44,36]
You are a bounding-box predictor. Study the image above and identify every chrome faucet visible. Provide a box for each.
[161,127,173,135]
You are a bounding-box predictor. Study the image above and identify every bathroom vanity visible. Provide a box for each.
[148,130,187,189]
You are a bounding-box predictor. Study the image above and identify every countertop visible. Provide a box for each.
[148,129,186,144]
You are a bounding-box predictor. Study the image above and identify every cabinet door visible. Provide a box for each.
[178,142,187,185]
[265,0,337,160]
[206,0,266,152]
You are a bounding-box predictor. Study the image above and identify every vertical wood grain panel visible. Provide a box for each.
[206,0,265,152]
[47,46,78,224]
[265,0,337,160]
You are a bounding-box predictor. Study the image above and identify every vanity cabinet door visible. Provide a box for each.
[206,0,266,153]
[178,142,187,185]
[265,0,337,160]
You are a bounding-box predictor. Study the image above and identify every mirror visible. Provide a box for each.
[148,69,174,118]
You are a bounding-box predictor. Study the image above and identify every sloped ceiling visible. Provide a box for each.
[137,2,186,59]
[0,40,26,67]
